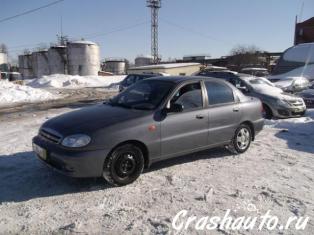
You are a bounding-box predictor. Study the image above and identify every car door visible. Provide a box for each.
[160,81,209,157]
[204,81,241,145]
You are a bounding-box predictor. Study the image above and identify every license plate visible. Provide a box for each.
[33,143,47,160]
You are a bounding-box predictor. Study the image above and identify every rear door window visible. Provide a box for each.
[205,81,235,105]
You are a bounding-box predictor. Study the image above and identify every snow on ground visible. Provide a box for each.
[0,80,57,107]
[26,74,126,89]
[0,108,314,234]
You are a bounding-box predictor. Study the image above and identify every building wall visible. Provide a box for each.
[128,64,200,76]
[295,17,314,45]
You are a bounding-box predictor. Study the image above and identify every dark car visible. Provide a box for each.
[196,70,306,119]
[297,83,314,108]
[119,73,164,92]
[33,76,264,186]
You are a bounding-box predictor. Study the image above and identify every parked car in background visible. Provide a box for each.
[196,71,306,119]
[119,73,165,92]
[241,67,269,77]
[267,76,310,93]
[268,43,314,92]
[33,76,264,186]
[0,72,22,81]
[297,83,314,108]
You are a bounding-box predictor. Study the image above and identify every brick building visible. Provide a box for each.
[295,17,314,45]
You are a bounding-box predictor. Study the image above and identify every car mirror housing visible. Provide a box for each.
[238,86,249,93]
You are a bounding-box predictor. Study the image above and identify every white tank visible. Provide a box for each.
[0,52,8,71]
[48,46,67,74]
[0,52,8,65]
[18,54,33,78]
[135,55,153,67]
[31,50,49,78]
[67,41,100,76]
[104,58,126,75]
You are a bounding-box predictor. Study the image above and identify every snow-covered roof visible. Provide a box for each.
[241,68,268,71]
[130,63,200,70]
[70,40,97,45]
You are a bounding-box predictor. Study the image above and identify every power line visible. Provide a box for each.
[0,0,64,24]
[80,21,149,39]
[160,18,234,46]
[7,21,149,53]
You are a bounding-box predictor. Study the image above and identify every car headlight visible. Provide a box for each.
[277,99,290,107]
[61,134,91,148]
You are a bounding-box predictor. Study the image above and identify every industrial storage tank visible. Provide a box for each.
[31,50,49,78]
[48,45,67,74]
[18,54,33,79]
[104,58,126,75]
[67,41,100,76]
[0,52,8,71]
[135,55,153,67]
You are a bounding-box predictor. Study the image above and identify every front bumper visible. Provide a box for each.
[33,135,110,178]
[273,106,306,118]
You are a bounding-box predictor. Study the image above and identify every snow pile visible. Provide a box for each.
[0,80,56,106]
[265,109,314,128]
[26,74,126,89]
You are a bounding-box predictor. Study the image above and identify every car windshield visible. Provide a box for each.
[109,80,173,110]
[247,78,270,85]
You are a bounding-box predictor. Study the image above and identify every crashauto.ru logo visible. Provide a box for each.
[172,208,310,232]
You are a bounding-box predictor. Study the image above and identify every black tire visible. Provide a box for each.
[231,124,252,154]
[103,144,144,186]
[262,104,273,119]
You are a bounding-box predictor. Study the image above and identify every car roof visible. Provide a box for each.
[147,75,231,85]
[127,73,160,76]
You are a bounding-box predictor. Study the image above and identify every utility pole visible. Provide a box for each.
[147,0,161,64]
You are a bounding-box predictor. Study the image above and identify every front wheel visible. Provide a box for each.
[103,144,144,186]
[230,124,252,154]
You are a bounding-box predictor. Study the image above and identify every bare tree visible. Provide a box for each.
[228,45,262,71]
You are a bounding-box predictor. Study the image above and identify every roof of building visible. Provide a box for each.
[129,63,201,70]
[69,40,97,45]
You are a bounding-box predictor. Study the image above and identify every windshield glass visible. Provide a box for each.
[110,80,173,110]
[248,78,270,85]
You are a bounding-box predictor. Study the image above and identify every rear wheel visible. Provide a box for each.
[103,144,144,186]
[229,124,252,154]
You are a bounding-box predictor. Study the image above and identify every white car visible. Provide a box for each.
[268,43,314,92]
[267,76,310,93]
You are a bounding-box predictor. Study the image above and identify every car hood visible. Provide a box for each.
[42,103,151,136]
[252,84,283,96]
[252,84,302,101]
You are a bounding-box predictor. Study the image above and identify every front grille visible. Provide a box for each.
[287,99,304,107]
[39,128,62,144]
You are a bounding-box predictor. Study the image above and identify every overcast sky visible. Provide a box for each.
[1,0,314,62]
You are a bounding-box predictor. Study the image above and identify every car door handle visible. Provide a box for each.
[233,108,239,112]
[196,114,205,119]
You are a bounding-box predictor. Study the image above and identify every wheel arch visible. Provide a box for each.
[240,121,255,141]
[108,140,150,169]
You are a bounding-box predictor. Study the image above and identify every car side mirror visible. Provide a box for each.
[238,86,249,93]
[167,103,183,113]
